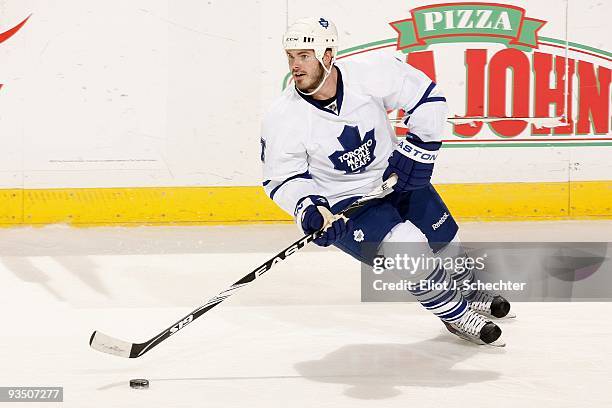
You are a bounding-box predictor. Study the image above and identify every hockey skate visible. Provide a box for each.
[443,309,505,347]
[468,291,516,319]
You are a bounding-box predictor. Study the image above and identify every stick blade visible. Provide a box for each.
[89,330,134,358]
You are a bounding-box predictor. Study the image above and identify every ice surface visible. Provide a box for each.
[1,221,611,407]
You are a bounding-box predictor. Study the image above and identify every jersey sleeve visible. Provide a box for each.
[352,51,449,143]
[260,107,320,217]
[402,82,449,143]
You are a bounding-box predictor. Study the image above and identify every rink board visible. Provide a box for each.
[0,180,610,226]
[0,1,610,226]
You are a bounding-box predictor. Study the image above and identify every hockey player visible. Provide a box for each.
[261,17,511,346]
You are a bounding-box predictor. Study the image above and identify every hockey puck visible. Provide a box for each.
[129,379,149,389]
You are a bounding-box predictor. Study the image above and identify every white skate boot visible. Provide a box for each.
[443,309,506,347]
[468,291,516,319]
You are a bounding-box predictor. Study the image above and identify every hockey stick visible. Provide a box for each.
[89,175,397,358]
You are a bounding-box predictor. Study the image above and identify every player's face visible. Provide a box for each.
[286,50,324,93]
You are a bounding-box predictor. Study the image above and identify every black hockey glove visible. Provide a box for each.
[383,134,441,191]
[295,195,352,247]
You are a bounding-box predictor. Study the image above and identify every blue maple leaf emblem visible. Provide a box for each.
[328,125,376,174]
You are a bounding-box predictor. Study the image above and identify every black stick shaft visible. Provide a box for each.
[91,176,396,358]
[130,233,316,357]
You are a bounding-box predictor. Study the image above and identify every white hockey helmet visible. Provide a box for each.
[283,17,338,68]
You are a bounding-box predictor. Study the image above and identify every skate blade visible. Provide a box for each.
[459,333,506,347]
[443,322,506,347]
[474,310,517,320]
[487,337,506,347]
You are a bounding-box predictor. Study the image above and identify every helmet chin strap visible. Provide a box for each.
[295,58,335,97]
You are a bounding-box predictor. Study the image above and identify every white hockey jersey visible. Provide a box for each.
[261,50,448,217]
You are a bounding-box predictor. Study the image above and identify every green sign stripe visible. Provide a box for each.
[281,36,610,88]
[337,36,610,60]
[282,72,291,90]
[443,142,612,148]
[337,38,397,56]
[282,39,397,88]
[540,36,612,59]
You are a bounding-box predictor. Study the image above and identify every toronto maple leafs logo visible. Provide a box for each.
[328,125,376,174]
[353,229,365,242]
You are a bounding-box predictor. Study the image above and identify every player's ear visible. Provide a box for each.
[324,49,333,64]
